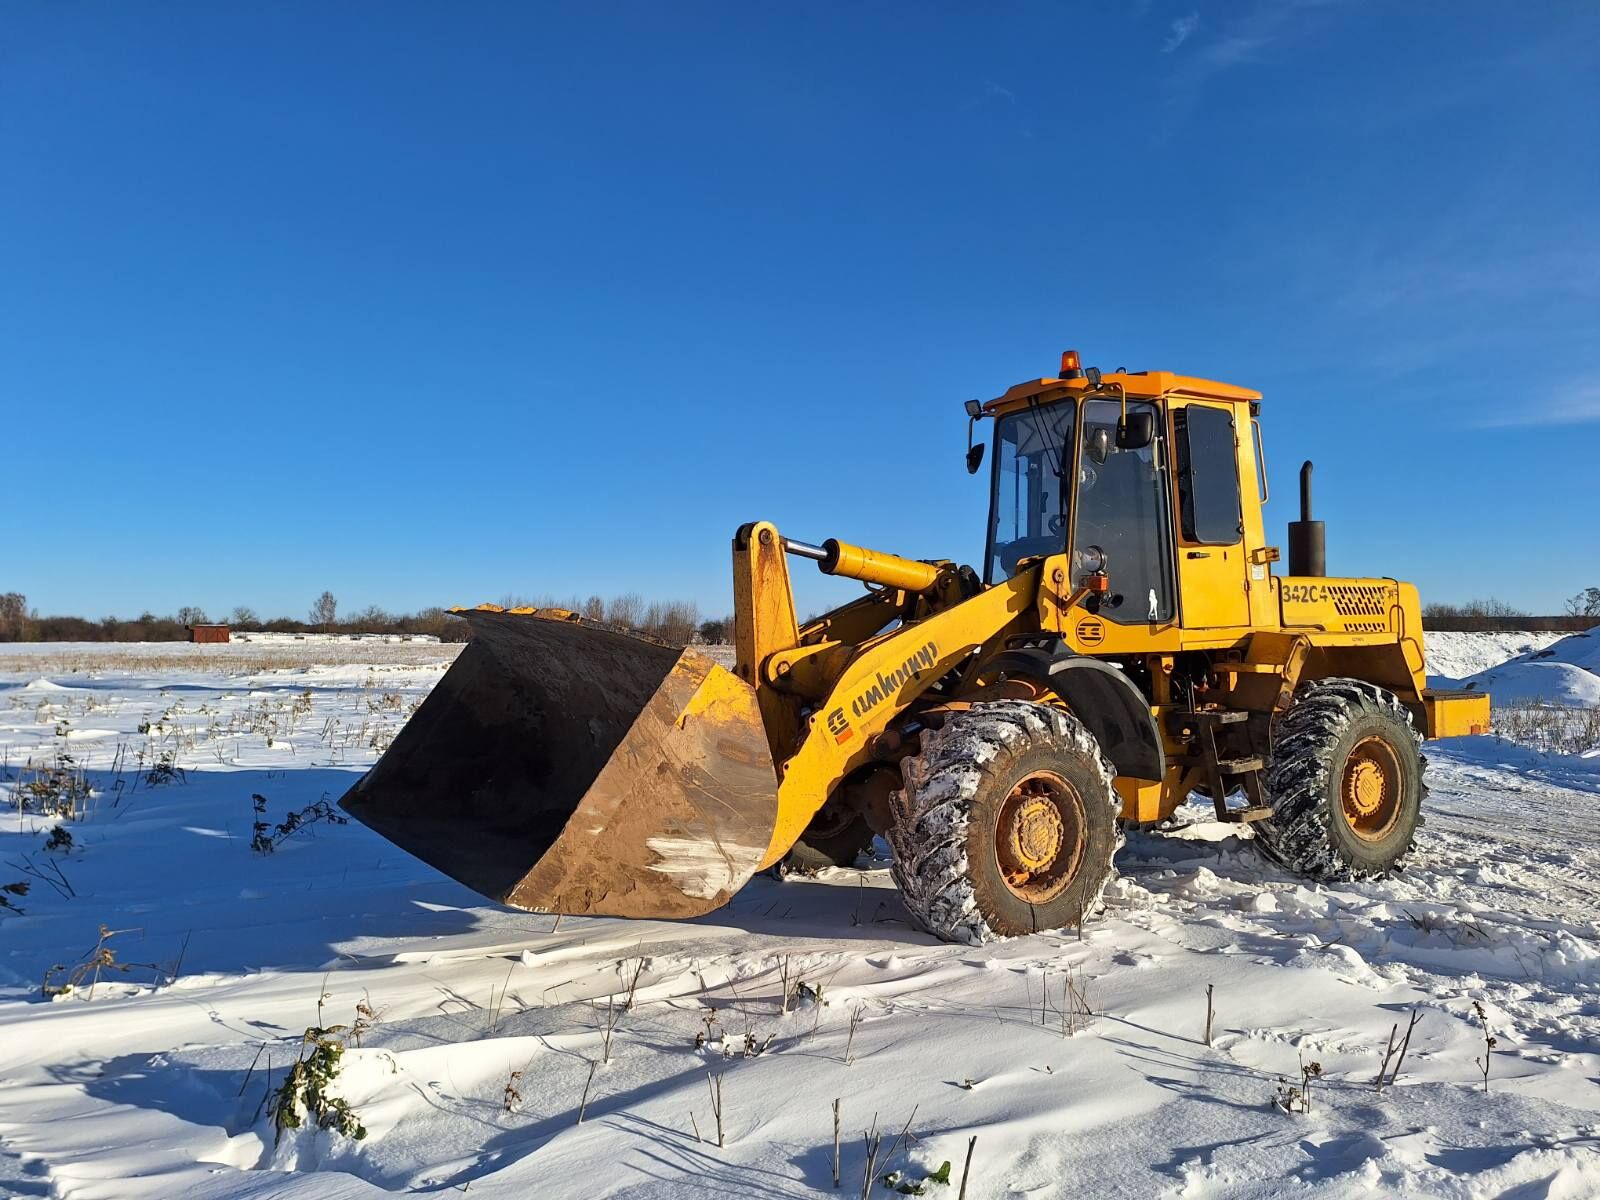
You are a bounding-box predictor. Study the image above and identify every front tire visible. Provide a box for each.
[888,700,1121,945]
[1255,678,1425,880]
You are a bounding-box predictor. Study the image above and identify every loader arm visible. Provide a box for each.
[755,565,1041,868]
[733,519,1042,868]
[733,520,962,758]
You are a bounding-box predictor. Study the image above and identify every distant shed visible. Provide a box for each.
[189,624,230,644]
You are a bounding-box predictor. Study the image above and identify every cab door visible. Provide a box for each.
[1170,401,1251,628]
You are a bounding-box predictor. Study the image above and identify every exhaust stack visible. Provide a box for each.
[1287,460,1326,577]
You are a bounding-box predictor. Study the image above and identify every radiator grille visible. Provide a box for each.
[1328,583,1389,619]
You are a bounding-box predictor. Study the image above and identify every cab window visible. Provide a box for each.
[1174,405,1242,544]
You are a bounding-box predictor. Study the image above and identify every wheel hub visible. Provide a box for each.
[1007,796,1065,870]
[1340,736,1403,841]
[1347,758,1385,816]
[995,771,1086,904]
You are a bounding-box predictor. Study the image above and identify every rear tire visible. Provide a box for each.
[781,813,875,874]
[888,700,1120,945]
[1255,678,1425,880]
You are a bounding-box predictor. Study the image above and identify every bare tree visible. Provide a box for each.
[1566,587,1600,619]
[229,606,259,628]
[653,601,699,646]
[606,593,644,629]
[349,605,392,631]
[177,606,209,626]
[583,594,606,621]
[1462,598,1524,618]
[310,591,338,631]
[0,593,27,640]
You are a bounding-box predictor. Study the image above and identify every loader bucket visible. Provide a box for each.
[339,608,779,919]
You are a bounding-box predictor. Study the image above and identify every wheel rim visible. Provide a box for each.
[995,770,1086,904]
[1339,735,1403,841]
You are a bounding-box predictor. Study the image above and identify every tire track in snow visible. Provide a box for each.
[1422,748,1600,923]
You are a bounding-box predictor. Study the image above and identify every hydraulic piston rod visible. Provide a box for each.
[783,536,941,593]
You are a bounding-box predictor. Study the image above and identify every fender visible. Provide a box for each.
[984,643,1165,782]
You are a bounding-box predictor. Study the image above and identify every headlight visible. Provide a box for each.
[1074,545,1107,574]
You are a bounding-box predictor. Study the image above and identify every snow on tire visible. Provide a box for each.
[1255,678,1426,881]
[887,699,1121,945]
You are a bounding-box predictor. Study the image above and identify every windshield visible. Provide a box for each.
[985,399,1076,582]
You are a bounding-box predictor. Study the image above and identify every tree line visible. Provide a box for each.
[0,591,734,647]
[501,593,733,646]
[7,582,1593,644]
[1421,589,1600,633]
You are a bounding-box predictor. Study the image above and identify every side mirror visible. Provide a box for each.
[966,443,986,474]
[1116,410,1154,450]
[1087,426,1111,465]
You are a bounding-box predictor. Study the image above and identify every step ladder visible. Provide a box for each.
[1183,710,1273,824]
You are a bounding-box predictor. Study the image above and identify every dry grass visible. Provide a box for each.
[1492,702,1600,756]
[0,642,463,675]
[0,662,438,783]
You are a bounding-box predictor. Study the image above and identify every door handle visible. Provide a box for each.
[1187,551,1211,559]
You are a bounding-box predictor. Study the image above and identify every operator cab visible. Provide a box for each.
[977,351,1261,629]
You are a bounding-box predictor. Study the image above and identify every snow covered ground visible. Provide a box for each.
[1423,631,1567,685]
[1,632,1597,1199]
[1438,629,1600,709]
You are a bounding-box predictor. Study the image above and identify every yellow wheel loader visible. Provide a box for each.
[341,350,1489,944]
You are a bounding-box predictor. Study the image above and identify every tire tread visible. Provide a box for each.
[888,700,1121,944]
[1255,677,1426,881]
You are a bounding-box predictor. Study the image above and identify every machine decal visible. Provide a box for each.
[1076,617,1105,645]
[1282,582,1330,604]
[826,707,854,745]
[848,641,939,719]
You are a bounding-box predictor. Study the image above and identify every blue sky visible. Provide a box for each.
[4,3,1597,623]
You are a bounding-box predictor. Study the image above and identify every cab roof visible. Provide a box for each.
[984,370,1260,417]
